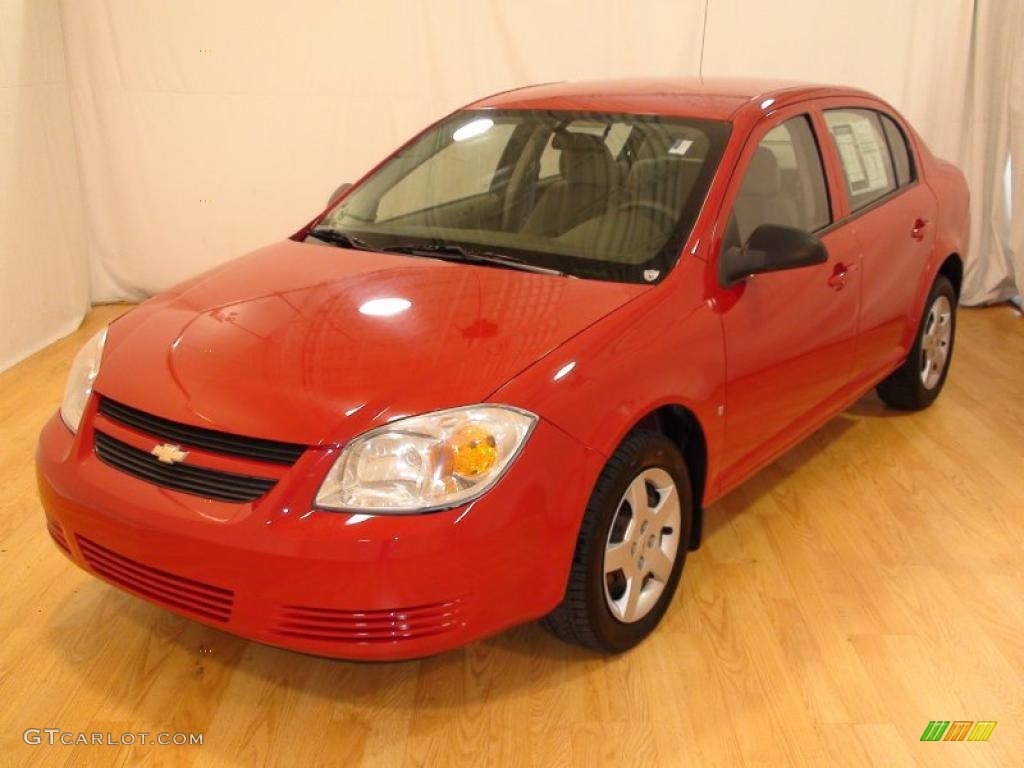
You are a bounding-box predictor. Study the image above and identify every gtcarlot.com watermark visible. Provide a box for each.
[24,729,203,746]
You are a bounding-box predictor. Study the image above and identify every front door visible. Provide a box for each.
[714,108,861,491]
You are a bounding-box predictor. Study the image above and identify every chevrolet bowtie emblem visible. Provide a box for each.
[151,443,189,464]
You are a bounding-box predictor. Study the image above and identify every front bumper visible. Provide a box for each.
[36,406,599,660]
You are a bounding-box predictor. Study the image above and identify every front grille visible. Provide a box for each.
[94,431,277,503]
[97,397,305,465]
[77,536,234,622]
[272,599,465,644]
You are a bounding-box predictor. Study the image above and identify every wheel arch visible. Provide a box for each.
[938,252,963,299]
[906,251,964,348]
[633,404,708,551]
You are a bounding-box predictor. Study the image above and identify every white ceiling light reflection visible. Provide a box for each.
[553,361,576,381]
[760,98,775,110]
[359,297,411,317]
[345,514,373,526]
[453,117,494,142]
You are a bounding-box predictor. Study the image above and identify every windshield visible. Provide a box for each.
[310,110,730,283]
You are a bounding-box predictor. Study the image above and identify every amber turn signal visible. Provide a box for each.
[450,424,498,478]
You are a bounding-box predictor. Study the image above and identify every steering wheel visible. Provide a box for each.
[615,199,678,227]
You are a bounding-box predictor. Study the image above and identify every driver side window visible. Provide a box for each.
[725,116,831,250]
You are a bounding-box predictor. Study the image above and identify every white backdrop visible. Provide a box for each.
[703,0,1023,305]
[58,0,707,300]
[2,0,1021,371]
[0,0,88,371]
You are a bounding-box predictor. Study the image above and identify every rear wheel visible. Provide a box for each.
[540,431,692,653]
[877,275,956,410]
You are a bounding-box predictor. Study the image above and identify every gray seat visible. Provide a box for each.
[621,156,702,218]
[732,147,801,243]
[523,133,618,236]
[557,157,700,266]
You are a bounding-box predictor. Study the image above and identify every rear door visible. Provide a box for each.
[819,103,938,383]
[713,105,861,490]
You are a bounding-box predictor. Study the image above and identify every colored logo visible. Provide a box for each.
[920,720,996,742]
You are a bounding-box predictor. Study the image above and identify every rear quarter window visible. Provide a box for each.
[879,114,915,188]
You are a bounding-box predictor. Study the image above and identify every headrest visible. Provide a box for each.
[552,131,606,152]
[553,132,616,185]
[742,147,781,196]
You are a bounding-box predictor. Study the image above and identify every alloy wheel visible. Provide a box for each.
[920,294,953,389]
[602,468,681,623]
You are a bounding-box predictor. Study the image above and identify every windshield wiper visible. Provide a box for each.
[310,232,566,276]
[382,243,566,276]
[307,228,375,251]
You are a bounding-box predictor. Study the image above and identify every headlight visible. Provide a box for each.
[60,328,107,433]
[315,405,537,513]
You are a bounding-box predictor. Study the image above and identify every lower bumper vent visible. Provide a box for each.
[273,599,465,644]
[77,536,234,622]
[46,519,70,554]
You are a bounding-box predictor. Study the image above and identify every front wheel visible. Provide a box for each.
[876,275,956,410]
[540,431,692,653]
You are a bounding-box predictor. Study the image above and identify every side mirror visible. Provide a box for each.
[327,182,352,206]
[720,224,828,287]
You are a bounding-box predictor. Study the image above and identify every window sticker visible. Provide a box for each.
[849,119,890,192]
[668,138,694,156]
[832,125,867,186]
[832,120,889,194]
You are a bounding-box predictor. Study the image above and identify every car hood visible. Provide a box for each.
[95,239,647,444]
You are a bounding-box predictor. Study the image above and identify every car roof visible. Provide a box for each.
[469,77,875,121]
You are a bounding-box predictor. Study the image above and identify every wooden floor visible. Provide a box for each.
[0,303,1021,767]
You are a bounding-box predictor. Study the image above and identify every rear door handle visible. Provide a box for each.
[911,218,928,241]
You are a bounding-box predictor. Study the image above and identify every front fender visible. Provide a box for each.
[491,256,726,503]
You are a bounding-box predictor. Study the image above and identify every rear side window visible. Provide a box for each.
[880,114,914,187]
[726,115,831,248]
[824,109,896,212]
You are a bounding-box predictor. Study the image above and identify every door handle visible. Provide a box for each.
[911,218,928,241]
[828,262,849,290]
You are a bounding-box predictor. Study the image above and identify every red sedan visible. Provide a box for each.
[37,78,968,659]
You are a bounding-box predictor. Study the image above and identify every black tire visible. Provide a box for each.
[540,430,692,653]
[876,275,957,410]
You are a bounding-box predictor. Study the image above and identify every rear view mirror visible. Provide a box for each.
[327,182,351,206]
[720,224,828,287]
